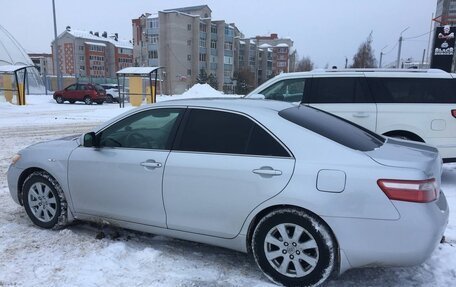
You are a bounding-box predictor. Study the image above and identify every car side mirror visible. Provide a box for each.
[83,132,99,147]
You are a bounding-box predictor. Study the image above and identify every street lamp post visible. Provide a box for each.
[396,26,410,69]
[52,0,62,90]
[379,45,388,68]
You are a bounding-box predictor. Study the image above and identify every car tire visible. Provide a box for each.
[84,96,93,105]
[22,171,68,229]
[252,208,336,287]
[55,96,64,104]
[106,94,114,103]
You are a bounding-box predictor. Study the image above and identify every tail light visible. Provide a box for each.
[452,109,456,118]
[377,178,438,203]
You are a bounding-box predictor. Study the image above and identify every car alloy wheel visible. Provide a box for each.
[55,96,64,104]
[84,96,93,105]
[22,171,68,229]
[252,208,336,286]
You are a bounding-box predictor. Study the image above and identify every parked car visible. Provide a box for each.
[7,99,448,286]
[53,83,107,105]
[246,69,456,162]
[100,83,120,103]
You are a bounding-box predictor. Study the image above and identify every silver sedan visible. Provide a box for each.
[7,98,449,286]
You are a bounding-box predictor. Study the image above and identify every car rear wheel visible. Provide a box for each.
[22,171,68,229]
[106,94,114,103]
[84,96,93,105]
[252,208,336,286]
[55,96,64,104]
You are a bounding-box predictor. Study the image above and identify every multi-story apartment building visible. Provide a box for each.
[132,5,242,94]
[435,0,456,25]
[238,34,294,86]
[51,26,133,79]
[28,53,54,76]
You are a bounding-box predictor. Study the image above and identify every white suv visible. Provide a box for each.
[247,69,456,162]
[100,84,120,103]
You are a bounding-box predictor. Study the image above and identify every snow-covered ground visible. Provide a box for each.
[0,87,455,286]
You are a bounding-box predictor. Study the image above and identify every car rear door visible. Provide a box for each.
[305,75,377,131]
[163,108,295,239]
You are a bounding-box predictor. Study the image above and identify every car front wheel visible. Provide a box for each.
[22,171,68,229]
[252,208,336,286]
[106,94,114,103]
[55,96,64,104]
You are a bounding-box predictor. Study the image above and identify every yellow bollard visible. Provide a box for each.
[145,86,155,104]
[129,77,142,107]
[18,83,26,105]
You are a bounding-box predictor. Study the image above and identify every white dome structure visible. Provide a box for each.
[0,24,45,94]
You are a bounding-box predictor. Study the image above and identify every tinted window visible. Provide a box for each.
[99,108,182,150]
[176,109,289,157]
[66,84,77,91]
[259,78,306,102]
[368,77,456,103]
[77,84,88,90]
[309,77,372,103]
[279,106,385,151]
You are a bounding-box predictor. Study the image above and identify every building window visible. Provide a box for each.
[211,40,217,49]
[79,56,84,61]
[187,54,191,61]
[277,61,287,68]
[200,39,206,48]
[187,24,192,31]
[187,69,192,76]
[150,34,159,44]
[224,56,233,64]
[224,42,233,50]
[79,46,84,51]
[80,66,85,71]
[148,50,158,59]
[211,25,217,34]
[187,40,192,46]
[200,23,207,32]
[150,18,159,29]
[199,53,207,62]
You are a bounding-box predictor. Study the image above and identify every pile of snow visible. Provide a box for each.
[158,83,239,101]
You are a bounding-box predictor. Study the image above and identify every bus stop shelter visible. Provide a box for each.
[0,64,32,105]
[116,67,163,108]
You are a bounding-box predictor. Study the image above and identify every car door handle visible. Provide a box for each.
[253,167,282,176]
[140,160,162,169]
[353,112,369,118]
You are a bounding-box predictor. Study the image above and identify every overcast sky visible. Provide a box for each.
[1,0,437,68]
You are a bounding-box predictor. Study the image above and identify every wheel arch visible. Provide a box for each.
[245,204,341,273]
[17,167,56,205]
[382,130,425,142]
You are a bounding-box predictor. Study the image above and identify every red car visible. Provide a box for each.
[53,83,107,105]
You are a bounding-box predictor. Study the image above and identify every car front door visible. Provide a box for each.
[68,108,184,227]
[306,76,377,131]
[76,84,88,101]
[163,108,295,238]
[63,84,77,100]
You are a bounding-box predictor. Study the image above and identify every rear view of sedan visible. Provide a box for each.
[7,99,449,286]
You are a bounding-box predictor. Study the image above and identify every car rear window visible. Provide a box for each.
[94,84,105,92]
[279,106,385,151]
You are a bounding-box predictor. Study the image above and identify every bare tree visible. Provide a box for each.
[296,56,315,71]
[351,32,377,68]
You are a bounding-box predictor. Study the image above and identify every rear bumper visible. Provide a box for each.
[324,191,449,272]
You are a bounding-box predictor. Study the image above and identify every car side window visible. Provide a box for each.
[66,84,77,91]
[309,77,372,103]
[368,78,456,103]
[259,78,306,102]
[77,84,87,90]
[175,109,290,157]
[98,108,183,150]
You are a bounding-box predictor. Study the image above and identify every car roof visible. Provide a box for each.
[141,98,295,114]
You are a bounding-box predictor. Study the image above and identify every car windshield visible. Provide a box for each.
[279,105,385,151]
